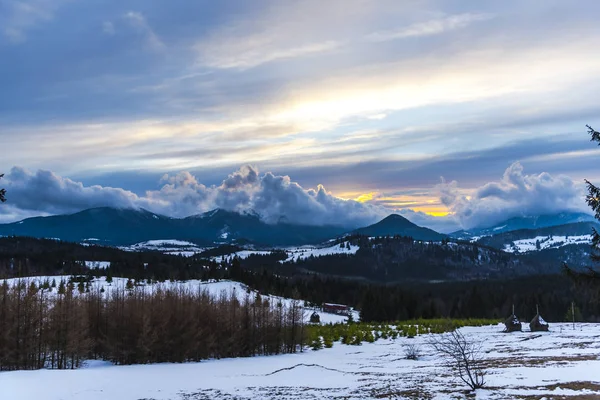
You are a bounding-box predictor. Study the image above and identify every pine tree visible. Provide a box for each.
[0,174,6,203]
[57,280,66,295]
[565,304,583,322]
[564,125,600,284]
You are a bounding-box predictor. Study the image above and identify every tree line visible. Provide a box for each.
[0,278,306,371]
[3,236,600,324]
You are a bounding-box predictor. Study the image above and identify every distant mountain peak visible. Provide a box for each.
[354,214,445,241]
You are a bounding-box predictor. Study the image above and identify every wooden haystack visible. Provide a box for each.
[530,305,549,332]
[309,311,321,324]
[504,305,522,333]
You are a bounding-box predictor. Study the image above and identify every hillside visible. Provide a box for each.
[475,221,598,250]
[451,212,595,239]
[285,236,540,281]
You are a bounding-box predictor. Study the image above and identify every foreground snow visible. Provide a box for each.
[2,323,599,399]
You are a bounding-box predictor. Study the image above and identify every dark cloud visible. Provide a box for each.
[4,167,139,214]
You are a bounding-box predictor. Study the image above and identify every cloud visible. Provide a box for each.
[438,162,589,230]
[397,209,461,234]
[0,0,62,43]
[365,13,493,42]
[3,166,139,214]
[198,39,341,70]
[0,165,387,228]
[124,11,164,51]
[102,21,115,36]
[1,162,592,233]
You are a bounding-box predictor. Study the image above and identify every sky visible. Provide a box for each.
[1,0,600,232]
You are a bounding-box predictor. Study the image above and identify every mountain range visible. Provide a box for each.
[0,207,595,252]
[450,212,595,240]
[0,207,347,246]
[1,207,598,281]
[0,207,443,246]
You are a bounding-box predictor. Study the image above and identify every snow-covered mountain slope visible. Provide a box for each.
[4,323,600,400]
[504,235,593,253]
[210,241,360,263]
[2,276,355,324]
[121,239,206,256]
[282,242,360,263]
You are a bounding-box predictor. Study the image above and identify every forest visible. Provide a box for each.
[1,236,599,324]
[0,278,305,371]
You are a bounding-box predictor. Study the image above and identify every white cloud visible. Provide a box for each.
[102,21,115,35]
[0,0,63,43]
[438,162,589,230]
[365,13,494,42]
[124,11,164,51]
[0,165,387,228]
[198,39,341,70]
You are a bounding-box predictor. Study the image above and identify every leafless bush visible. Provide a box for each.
[428,329,487,390]
[403,343,421,360]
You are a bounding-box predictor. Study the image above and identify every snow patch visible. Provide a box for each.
[84,261,110,269]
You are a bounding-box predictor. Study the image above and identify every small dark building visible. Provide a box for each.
[322,303,350,315]
[309,312,321,324]
[530,306,549,332]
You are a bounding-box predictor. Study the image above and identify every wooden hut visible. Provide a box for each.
[504,305,522,333]
[309,311,321,324]
[322,303,350,315]
[530,305,549,332]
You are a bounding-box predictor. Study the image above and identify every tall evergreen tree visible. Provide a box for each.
[0,174,6,203]
[564,125,600,285]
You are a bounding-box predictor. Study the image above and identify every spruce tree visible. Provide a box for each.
[585,125,600,267]
[0,173,5,203]
[564,125,600,284]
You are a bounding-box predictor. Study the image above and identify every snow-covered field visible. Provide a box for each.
[120,239,206,257]
[282,242,359,263]
[116,239,360,262]
[2,323,599,399]
[504,235,593,253]
[210,241,360,263]
[2,276,353,325]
